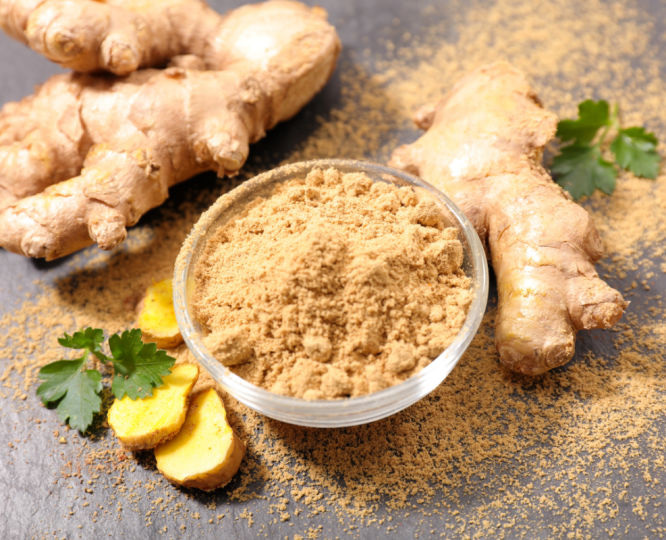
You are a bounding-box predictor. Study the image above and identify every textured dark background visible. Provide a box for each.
[1,1,665,539]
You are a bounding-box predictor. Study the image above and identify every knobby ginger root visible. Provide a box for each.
[137,278,183,349]
[108,363,199,451]
[389,62,627,375]
[1,0,222,76]
[0,0,340,259]
[154,388,245,491]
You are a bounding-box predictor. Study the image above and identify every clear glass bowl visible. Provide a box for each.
[173,159,489,428]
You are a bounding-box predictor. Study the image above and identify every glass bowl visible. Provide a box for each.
[173,159,488,428]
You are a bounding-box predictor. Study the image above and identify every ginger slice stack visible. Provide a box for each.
[109,279,245,490]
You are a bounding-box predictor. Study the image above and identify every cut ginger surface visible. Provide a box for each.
[137,278,183,349]
[108,363,199,451]
[155,388,246,491]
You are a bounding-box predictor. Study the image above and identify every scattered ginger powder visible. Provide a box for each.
[6,1,666,536]
[191,168,473,399]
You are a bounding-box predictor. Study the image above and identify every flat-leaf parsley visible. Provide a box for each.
[553,100,660,199]
[37,328,175,432]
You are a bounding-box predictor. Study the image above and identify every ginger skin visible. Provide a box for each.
[0,0,340,260]
[389,62,627,375]
[0,0,222,75]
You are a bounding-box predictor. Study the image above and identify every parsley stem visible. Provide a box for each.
[596,103,620,149]
[80,348,90,371]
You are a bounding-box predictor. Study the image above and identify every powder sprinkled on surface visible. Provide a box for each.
[192,168,471,399]
[2,0,666,537]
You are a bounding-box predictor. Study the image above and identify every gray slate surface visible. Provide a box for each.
[1,1,665,539]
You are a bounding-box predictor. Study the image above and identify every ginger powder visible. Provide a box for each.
[192,167,473,399]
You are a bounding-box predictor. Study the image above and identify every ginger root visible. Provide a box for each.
[154,388,245,491]
[137,278,183,350]
[0,0,340,259]
[108,363,199,451]
[0,0,222,76]
[389,62,627,375]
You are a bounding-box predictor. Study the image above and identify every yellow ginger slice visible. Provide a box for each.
[137,278,184,349]
[154,388,246,491]
[108,364,199,452]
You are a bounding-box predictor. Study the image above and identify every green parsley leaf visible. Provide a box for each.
[556,100,610,146]
[108,329,175,400]
[552,145,617,200]
[37,359,102,432]
[58,327,108,363]
[610,127,660,179]
[54,370,103,432]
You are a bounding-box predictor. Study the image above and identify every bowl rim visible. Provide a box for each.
[173,158,489,426]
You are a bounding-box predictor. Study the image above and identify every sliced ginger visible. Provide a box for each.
[137,278,183,349]
[155,388,245,491]
[108,363,199,451]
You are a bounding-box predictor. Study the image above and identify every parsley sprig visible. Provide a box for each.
[37,328,175,432]
[552,100,660,200]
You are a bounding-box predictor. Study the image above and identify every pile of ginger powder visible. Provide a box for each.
[192,167,473,399]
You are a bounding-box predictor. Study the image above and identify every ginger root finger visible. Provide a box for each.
[0,0,220,75]
[0,70,246,258]
[137,278,183,350]
[108,363,199,452]
[0,144,164,259]
[389,61,627,375]
[0,0,337,77]
[0,2,340,259]
[155,388,246,491]
[0,75,86,212]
